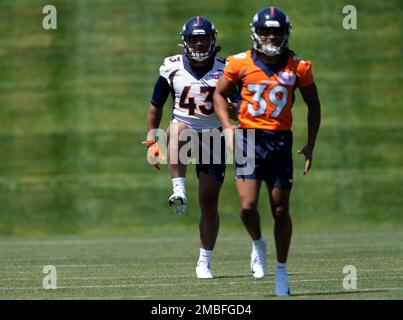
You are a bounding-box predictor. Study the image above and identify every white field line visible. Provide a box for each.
[297,256,403,262]
[2,247,403,261]
[291,267,403,275]
[0,275,194,281]
[0,237,221,246]
[1,265,403,276]
[1,270,403,282]
[11,286,403,300]
[0,257,71,261]
[1,287,403,300]
[1,264,119,269]
[2,257,403,270]
[0,258,195,263]
[0,276,402,291]
[0,232,401,246]
[0,241,169,247]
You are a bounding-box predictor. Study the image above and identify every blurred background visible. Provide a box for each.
[0,0,402,236]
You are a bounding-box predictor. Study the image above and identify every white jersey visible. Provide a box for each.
[159,54,225,131]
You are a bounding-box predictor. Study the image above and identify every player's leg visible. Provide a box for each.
[199,172,221,250]
[195,130,225,278]
[166,121,189,214]
[265,130,293,296]
[195,171,222,278]
[236,178,267,278]
[235,128,267,278]
[236,178,262,240]
[268,186,292,296]
[268,187,292,264]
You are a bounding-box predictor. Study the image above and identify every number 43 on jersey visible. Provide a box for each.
[179,86,215,115]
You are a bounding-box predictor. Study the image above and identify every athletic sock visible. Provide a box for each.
[198,248,213,264]
[276,262,287,273]
[172,177,186,192]
[252,236,264,251]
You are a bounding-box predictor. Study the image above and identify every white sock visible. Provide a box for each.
[276,262,287,273]
[252,236,264,250]
[172,177,186,191]
[199,248,213,264]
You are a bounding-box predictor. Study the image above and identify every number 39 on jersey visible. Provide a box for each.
[223,49,314,130]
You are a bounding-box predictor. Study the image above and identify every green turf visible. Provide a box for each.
[0,0,402,300]
[0,228,402,299]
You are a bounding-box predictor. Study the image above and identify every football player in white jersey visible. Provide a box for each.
[144,16,235,278]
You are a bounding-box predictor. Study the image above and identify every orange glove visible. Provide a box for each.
[142,140,165,171]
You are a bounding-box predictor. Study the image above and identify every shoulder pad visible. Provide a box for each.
[232,52,248,59]
[159,55,182,79]
[215,56,227,65]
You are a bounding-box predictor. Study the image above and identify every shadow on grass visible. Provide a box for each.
[246,288,398,299]
[290,288,397,298]
[211,274,255,280]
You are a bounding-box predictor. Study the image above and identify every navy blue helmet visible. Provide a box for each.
[250,7,292,56]
[180,16,217,62]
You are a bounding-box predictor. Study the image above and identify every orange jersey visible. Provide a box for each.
[224,50,314,130]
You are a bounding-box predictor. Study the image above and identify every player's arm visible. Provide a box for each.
[227,86,239,121]
[213,77,236,129]
[146,104,163,133]
[146,76,170,134]
[143,76,171,170]
[214,77,238,153]
[298,82,321,175]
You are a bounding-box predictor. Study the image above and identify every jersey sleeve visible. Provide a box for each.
[296,60,314,88]
[223,55,241,84]
[150,76,171,108]
[159,55,181,83]
[159,61,170,80]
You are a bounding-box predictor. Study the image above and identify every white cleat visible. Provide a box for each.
[168,188,187,215]
[251,236,267,279]
[275,271,291,297]
[196,260,213,279]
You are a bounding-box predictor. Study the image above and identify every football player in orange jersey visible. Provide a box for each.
[213,7,321,296]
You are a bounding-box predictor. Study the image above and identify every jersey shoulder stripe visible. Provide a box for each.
[159,55,182,80]
[224,50,253,84]
[226,50,252,67]
[287,55,314,88]
[214,56,227,65]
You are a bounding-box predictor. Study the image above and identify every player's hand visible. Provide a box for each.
[297,144,314,175]
[142,140,165,171]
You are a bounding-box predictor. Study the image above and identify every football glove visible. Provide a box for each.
[141,140,165,171]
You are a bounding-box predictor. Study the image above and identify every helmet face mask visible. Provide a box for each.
[183,34,214,62]
[181,17,217,62]
[250,7,292,57]
[252,27,289,56]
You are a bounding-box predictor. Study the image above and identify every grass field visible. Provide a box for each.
[0,0,402,300]
[0,229,402,299]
